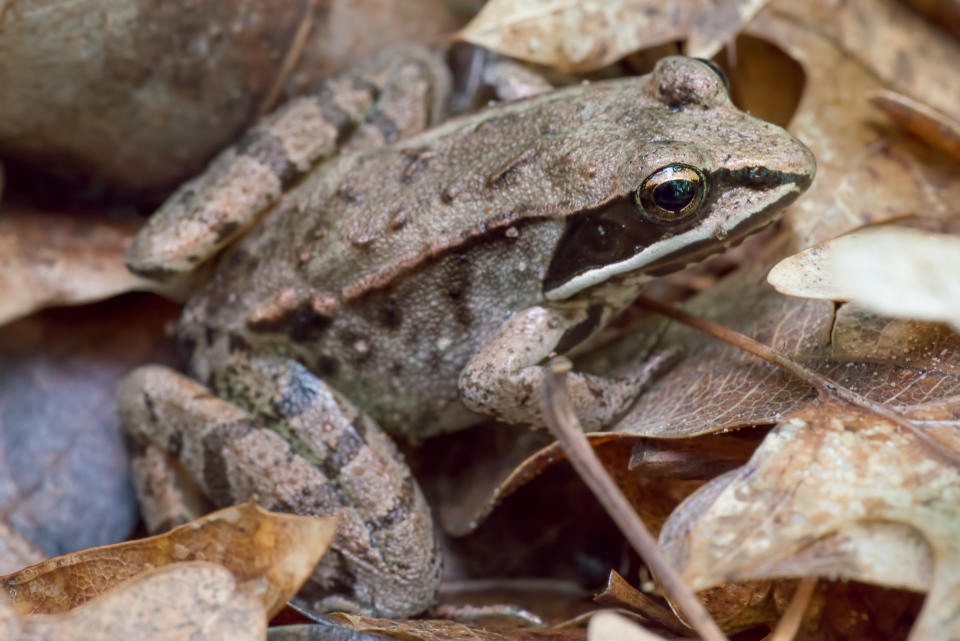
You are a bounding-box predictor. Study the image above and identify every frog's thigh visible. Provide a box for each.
[117,364,440,618]
[458,305,657,430]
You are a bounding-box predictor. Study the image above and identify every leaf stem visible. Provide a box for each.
[541,358,729,641]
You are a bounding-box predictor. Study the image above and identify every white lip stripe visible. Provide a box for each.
[544,182,800,301]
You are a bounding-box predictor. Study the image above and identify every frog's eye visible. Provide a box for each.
[635,163,708,224]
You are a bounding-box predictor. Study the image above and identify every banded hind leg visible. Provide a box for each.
[118,355,440,617]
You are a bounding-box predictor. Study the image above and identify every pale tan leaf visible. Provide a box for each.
[769,227,960,331]
[6,562,265,641]
[660,403,960,640]
[747,4,960,246]
[457,0,770,72]
[0,207,191,326]
[0,501,337,619]
[588,611,668,641]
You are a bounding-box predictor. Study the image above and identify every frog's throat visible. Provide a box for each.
[543,181,803,302]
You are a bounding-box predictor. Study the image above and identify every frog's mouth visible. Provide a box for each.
[543,176,808,302]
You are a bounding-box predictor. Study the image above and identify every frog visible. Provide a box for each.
[117,47,816,618]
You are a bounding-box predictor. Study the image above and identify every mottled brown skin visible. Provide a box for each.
[119,51,815,617]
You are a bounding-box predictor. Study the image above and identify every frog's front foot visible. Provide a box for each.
[117,360,441,618]
[459,305,666,430]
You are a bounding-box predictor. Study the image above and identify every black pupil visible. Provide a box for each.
[653,179,696,212]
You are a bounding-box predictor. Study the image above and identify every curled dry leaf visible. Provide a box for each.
[768,227,960,331]
[659,403,960,641]
[0,501,337,619]
[870,90,960,162]
[593,570,688,634]
[457,0,771,72]
[0,562,265,641]
[746,3,960,246]
[0,207,190,327]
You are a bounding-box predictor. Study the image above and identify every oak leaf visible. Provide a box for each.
[0,501,337,619]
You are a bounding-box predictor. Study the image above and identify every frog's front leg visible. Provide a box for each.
[126,45,449,280]
[117,359,440,618]
[459,305,673,430]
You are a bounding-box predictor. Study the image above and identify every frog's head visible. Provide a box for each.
[543,56,815,301]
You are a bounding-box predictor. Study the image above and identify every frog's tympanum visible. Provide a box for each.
[118,48,815,617]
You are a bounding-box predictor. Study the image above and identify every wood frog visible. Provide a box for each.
[117,48,815,617]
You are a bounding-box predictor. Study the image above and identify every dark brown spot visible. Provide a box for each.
[211,220,240,243]
[319,426,365,480]
[367,108,400,144]
[202,422,254,506]
[382,299,402,329]
[237,133,298,185]
[555,305,605,355]
[367,477,416,531]
[487,148,537,189]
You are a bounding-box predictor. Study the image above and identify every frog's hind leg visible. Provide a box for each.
[125,45,450,280]
[118,361,441,618]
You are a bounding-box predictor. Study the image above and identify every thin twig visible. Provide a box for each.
[634,294,960,466]
[257,0,317,117]
[766,578,816,641]
[541,358,729,641]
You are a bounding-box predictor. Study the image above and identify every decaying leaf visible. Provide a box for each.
[620,237,960,437]
[768,227,960,331]
[746,2,960,247]
[870,90,960,162]
[457,0,770,72]
[0,207,189,326]
[660,403,959,640]
[0,562,265,641]
[328,612,587,641]
[805,0,960,126]
[0,501,337,619]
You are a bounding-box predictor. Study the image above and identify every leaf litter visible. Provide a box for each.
[4,0,960,639]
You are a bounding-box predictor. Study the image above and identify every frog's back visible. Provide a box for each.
[180,79,660,436]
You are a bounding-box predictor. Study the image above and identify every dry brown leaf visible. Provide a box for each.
[0,296,179,556]
[768,227,960,331]
[904,0,960,39]
[798,0,960,125]
[619,237,960,438]
[329,612,587,641]
[0,207,190,326]
[659,402,959,640]
[746,3,960,247]
[457,0,770,72]
[870,90,960,162]
[0,501,337,619]
[0,562,265,641]
[593,571,688,633]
